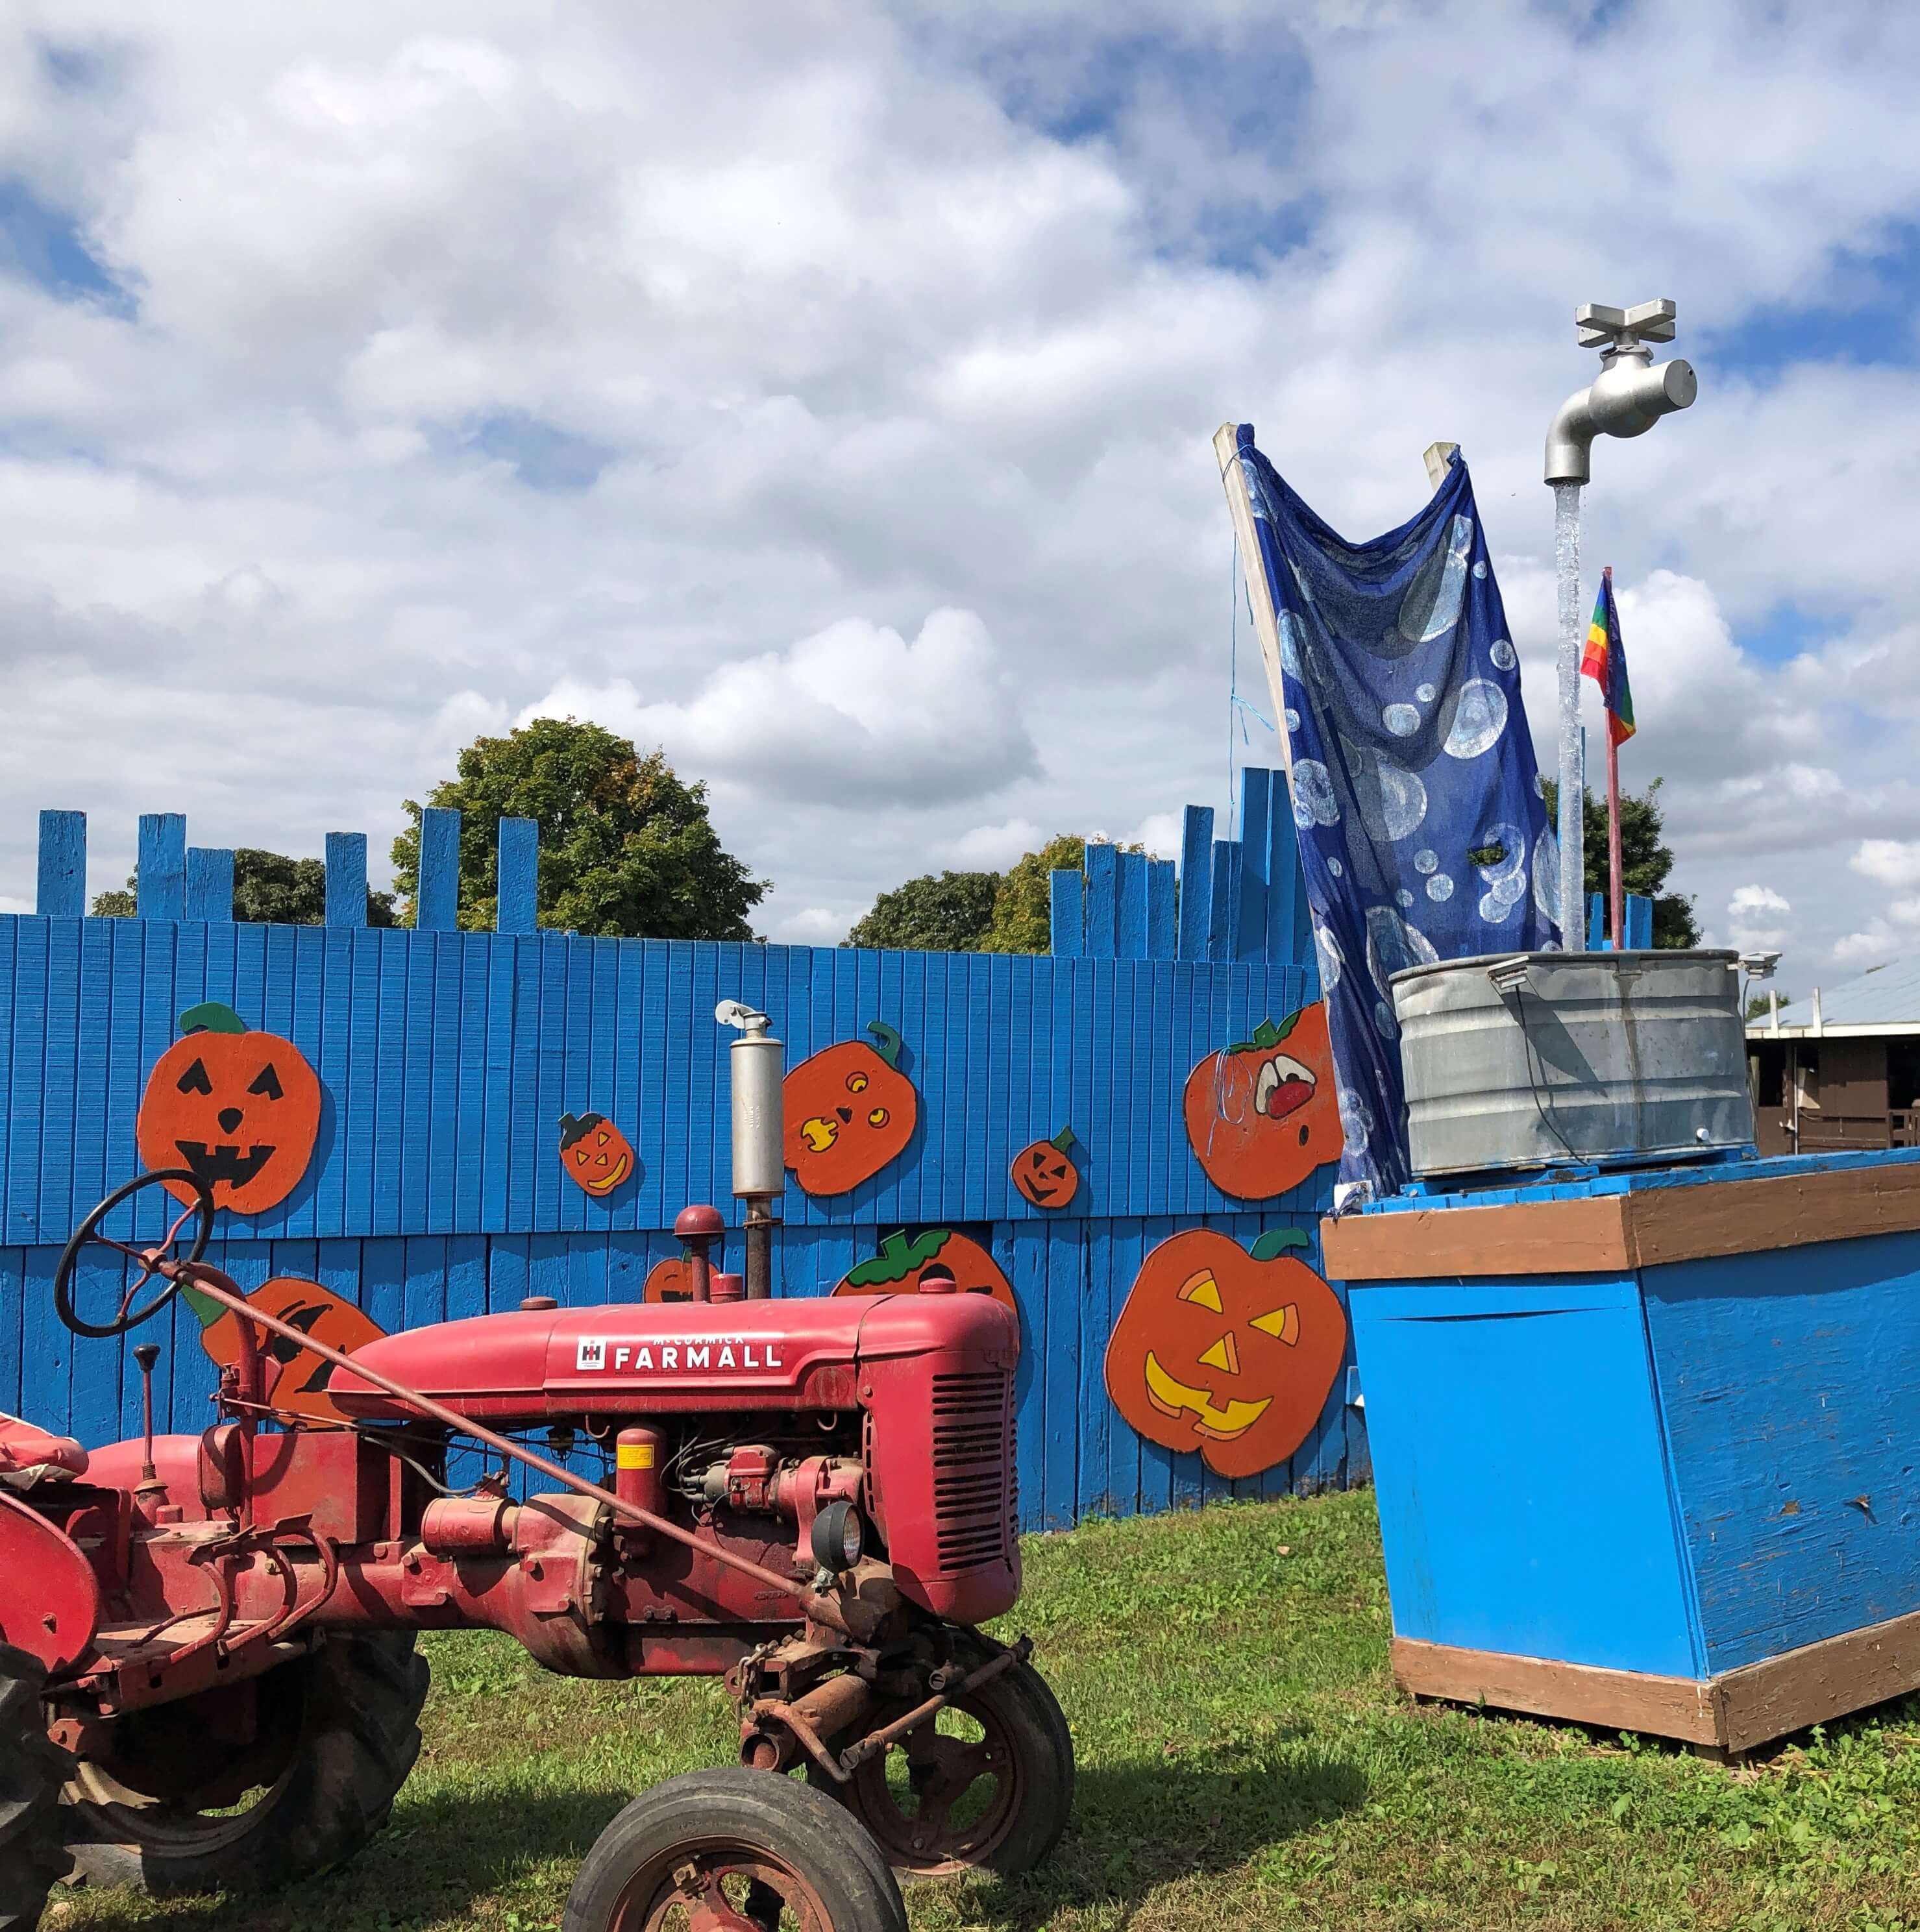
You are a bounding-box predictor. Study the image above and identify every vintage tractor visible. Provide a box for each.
[0,1013,1070,1932]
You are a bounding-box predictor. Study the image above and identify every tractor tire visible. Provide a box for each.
[64,1631,427,1896]
[565,1765,908,1932]
[811,1625,1075,1879]
[0,1644,68,1931]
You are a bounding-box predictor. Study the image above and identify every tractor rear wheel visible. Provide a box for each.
[564,1766,908,1932]
[0,1643,68,1931]
[63,1631,427,1896]
[811,1626,1075,1879]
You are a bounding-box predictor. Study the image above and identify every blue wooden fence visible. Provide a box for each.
[2,769,1359,1529]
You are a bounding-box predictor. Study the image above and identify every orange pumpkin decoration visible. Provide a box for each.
[1011,1127,1079,1210]
[1105,1227,1346,1480]
[783,1021,918,1196]
[1183,1005,1342,1201]
[183,1276,387,1425]
[643,1256,697,1303]
[831,1229,1016,1323]
[560,1112,637,1196]
[138,1003,323,1216]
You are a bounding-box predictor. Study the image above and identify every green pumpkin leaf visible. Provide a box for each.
[182,1283,225,1328]
[1226,1009,1305,1055]
[865,1020,904,1068]
[1049,1125,1077,1153]
[1250,1228,1311,1261]
[846,1227,949,1288]
[178,1001,247,1036]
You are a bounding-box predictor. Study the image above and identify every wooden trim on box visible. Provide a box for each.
[1392,1637,1721,1744]
[1396,1602,1920,1754]
[1325,1158,1920,1280]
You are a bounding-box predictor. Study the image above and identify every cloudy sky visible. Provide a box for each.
[1,1,1915,992]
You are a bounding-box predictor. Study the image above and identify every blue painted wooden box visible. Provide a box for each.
[1323,1148,1920,1752]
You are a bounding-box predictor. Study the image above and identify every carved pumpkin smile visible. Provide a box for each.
[1140,1264,1302,1441]
[172,1141,277,1190]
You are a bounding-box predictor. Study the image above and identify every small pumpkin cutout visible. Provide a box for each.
[1183,1005,1342,1201]
[1105,1227,1346,1480]
[644,1256,698,1303]
[560,1112,637,1195]
[1012,1126,1079,1209]
[183,1276,387,1425]
[831,1229,1016,1323]
[782,1021,918,1195]
[137,1002,323,1215]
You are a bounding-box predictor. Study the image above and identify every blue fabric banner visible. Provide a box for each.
[1234,426,1561,1199]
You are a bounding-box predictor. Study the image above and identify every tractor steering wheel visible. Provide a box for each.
[54,1169,215,1339]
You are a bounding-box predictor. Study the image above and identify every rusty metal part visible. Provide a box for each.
[743,1670,876,1781]
[164,1259,861,1639]
[836,1635,1031,1774]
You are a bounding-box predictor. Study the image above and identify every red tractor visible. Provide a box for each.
[0,1159,1070,1932]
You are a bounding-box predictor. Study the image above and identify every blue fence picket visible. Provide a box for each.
[417,807,461,933]
[36,812,85,917]
[136,814,186,922]
[186,848,234,922]
[1048,869,1083,956]
[1177,807,1213,959]
[325,833,368,929]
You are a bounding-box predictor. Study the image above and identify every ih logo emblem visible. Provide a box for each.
[577,1338,607,1371]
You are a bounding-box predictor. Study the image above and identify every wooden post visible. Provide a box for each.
[325,833,368,929]
[1422,442,1459,491]
[136,814,186,922]
[496,818,539,934]
[1212,424,1293,786]
[35,810,86,916]
[416,806,461,932]
[185,848,234,922]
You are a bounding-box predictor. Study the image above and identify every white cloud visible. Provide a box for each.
[949,818,1043,868]
[1851,840,1920,888]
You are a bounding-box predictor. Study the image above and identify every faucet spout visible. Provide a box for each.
[1545,351,1697,484]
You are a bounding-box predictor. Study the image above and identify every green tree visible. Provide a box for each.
[1542,776,1699,948]
[389,716,765,938]
[90,849,397,925]
[981,835,1089,953]
[843,870,1002,951]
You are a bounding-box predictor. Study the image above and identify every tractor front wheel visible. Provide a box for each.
[564,1767,907,1932]
[63,1631,427,1896]
[0,1643,68,1931]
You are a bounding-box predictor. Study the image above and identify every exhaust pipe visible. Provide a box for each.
[717,1001,783,1299]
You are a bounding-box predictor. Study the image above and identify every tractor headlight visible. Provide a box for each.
[810,1499,865,1573]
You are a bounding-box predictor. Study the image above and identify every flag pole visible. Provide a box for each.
[1603,565,1625,949]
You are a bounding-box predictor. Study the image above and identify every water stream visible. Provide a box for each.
[1552,480,1584,944]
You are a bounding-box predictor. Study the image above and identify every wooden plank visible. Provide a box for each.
[186,848,234,922]
[1392,1638,1720,1745]
[1322,1193,1634,1280]
[1235,767,1270,959]
[497,818,539,934]
[136,814,186,922]
[1624,1160,1920,1267]
[1212,423,1292,780]
[325,833,367,929]
[1176,807,1213,961]
[1115,850,1148,960]
[417,806,461,933]
[1048,869,1083,957]
[36,811,86,917]
[1206,839,1235,962]
[1716,1600,1920,1754]
[1146,857,1175,960]
[1085,842,1117,958]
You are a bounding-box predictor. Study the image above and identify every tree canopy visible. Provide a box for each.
[844,870,1002,951]
[980,835,1087,953]
[91,848,397,925]
[390,716,765,939]
[1542,776,1699,948]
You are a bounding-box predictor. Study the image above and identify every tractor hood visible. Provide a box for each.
[329,1291,1013,1425]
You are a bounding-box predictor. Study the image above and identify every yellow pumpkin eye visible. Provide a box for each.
[867,1107,889,1128]
[846,1071,869,1094]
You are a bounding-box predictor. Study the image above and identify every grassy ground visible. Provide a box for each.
[47,1489,1920,1931]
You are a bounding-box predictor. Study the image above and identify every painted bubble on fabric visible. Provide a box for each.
[1347,743,1426,842]
[1490,637,1518,670]
[1278,608,1305,675]
[1398,515,1473,643]
[1474,823,1530,923]
[1290,561,1316,604]
[1427,872,1455,901]
[1473,559,1488,578]
[1374,999,1398,1040]
[1444,679,1508,759]
[1534,771,1546,798]
[1416,682,1436,703]
[1364,903,1439,993]
[1414,849,1438,875]
[1383,702,1420,737]
[1327,857,1342,878]
[1285,707,1299,732]
[1532,827,1562,929]
[1292,759,1340,827]
[1396,888,1414,908]
[1313,918,1344,990]
[1338,1086,1372,1156]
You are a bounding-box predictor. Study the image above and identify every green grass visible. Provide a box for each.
[48,1490,1920,1930]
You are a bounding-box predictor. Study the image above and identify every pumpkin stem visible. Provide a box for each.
[865,1020,904,1068]
[1226,1010,1304,1055]
[178,1001,247,1037]
[557,1112,604,1151]
[1050,1126,1077,1153]
[1250,1227,1311,1261]
[845,1227,946,1288]
[182,1282,224,1329]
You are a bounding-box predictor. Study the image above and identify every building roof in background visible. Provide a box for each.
[1749,957,1920,1037]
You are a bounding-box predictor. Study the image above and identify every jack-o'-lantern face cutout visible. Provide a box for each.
[832,1229,1017,1328]
[183,1276,386,1425]
[1105,1227,1346,1480]
[560,1112,637,1196]
[783,1021,918,1195]
[138,1003,323,1216]
[1183,1005,1342,1201]
[1012,1127,1079,1210]
[644,1257,696,1303]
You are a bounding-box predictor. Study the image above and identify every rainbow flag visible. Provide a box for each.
[1581,569,1636,746]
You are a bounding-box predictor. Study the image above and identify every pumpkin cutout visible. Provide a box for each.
[560,1112,637,1196]
[644,1256,697,1303]
[1104,1227,1346,1480]
[183,1276,387,1425]
[1012,1127,1079,1210]
[832,1229,1016,1323]
[1183,1005,1342,1201]
[137,1003,323,1216]
[783,1021,918,1195]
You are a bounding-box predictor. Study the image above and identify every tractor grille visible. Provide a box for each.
[930,1370,1013,1574]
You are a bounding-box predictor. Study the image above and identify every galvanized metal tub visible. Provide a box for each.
[1390,949,1754,1179]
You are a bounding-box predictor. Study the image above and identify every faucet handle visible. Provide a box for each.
[1575,298,1677,352]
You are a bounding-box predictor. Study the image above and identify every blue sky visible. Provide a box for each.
[0,1,1917,983]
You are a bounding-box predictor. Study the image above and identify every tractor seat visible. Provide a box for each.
[0,1413,90,1485]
